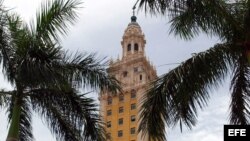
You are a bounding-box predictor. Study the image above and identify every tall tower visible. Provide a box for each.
[99,14,157,141]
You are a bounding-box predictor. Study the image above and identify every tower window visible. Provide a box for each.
[107,97,112,105]
[123,71,128,77]
[119,94,124,102]
[127,44,131,51]
[139,74,142,81]
[119,107,124,113]
[134,43,138,51]
[118,118,123,125]
[118,130,123,137]
[107,110,112,116]
[130,127,136,134]
[107,121,111,128]
[131,89,136,98]
[131,103,136,110]
[131,115,136,122]
[134,67,138,72]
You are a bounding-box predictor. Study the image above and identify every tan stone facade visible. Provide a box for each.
[99,17,157,141]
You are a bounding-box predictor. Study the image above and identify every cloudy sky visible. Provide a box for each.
[0,0,231,141]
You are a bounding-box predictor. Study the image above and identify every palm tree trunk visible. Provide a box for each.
[6,98,21,141]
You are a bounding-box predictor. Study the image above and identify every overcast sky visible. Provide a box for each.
[0,0,231,141]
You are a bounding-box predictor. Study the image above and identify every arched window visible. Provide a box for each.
[107,96,112,105]
[140,74,143,81]
[127,44,131,51]
[123,71,128,77]
[134,43,138,51]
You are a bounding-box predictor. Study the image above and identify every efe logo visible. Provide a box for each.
[224,125,249,141]
[228,129,246,136]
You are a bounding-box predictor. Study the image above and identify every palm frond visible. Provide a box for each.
[139,86,168,141]
[0,7,15,84]
[3,12,69,89]
[31,91,82,141]
[138,0,171,14]
[0,92,7,109]
[62,52,121,93]
[0,90,13,109]
[7,13,24,43]
[16,47,118,93]
[35,0,81,42]
[138,0,218,15]
[5,13,31,84]
[1,0,82,89]
[169,0,244,41]
[139,43,239,140]
[17,45,70,89]
[77,94,106,141]
[230,52,250,125]
[138,0,245,41]
[30,88,106,141]
[41,105,82,141]
[0,93,5,108]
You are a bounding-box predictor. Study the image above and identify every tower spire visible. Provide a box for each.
[131,0,139,22]
[132,5,136,16]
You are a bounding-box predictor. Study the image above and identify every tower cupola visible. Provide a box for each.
[121,14,146,58]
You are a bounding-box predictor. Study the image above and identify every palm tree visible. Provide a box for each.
[0,0,120,141]
[137,0,250,140]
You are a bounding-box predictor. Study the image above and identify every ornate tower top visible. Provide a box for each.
[121,12,146,59]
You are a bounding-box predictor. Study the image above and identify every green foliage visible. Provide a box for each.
[0,0,120,140]
[35,0,81,42]
[138,0,250,140]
